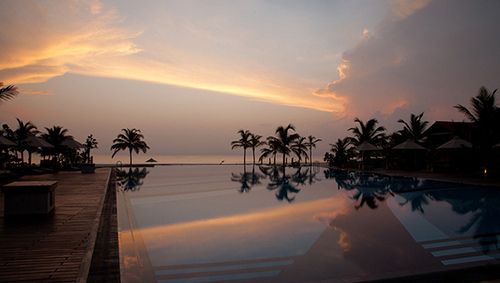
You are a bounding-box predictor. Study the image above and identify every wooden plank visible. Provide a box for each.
[0,169,111,282]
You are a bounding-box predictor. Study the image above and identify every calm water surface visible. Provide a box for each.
[117,165,500,283]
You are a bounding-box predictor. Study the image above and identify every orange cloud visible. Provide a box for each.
[0,0,344,114]
[382,98,409,115]
[391,0,431,19]
[21,89,53,96]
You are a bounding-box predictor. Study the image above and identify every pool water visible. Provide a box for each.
[117,165,500,283]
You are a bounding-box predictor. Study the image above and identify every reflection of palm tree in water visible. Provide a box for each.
[398,191,430,214]
[116,167,149,191]
[431,190,500,253]
[290,167,308,186]
[462,200,500,253]
[324,169,392,209]
[323,168,354,190]
[231,165,265,193]
[266,166,300,202]
[305,166,321,185]
[325,169,432,211]
[391,177,429,214]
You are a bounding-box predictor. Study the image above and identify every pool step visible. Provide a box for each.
[421,234,500,266]
[154,257,294,283]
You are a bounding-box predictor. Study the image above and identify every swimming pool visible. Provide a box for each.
[117,165,500,283]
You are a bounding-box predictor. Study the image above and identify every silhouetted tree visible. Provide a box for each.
[84,134,98,163]
[14,118,38,163]
[348,118,386,146]
[111,128,150,166]
[231,129,251,166]
[259,136,280,165]
[0,83,18,102]
[274,124,300,166]
[330,137,353,167]
[248,133,264,166]
[291,136,308,166]
[455,86,500,169]
[305,135,321,166]
[397,112,429,142]
[41,126,70,165]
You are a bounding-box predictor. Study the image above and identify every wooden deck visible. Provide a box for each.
[0,168,111,283]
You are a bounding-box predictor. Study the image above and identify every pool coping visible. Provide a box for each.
[117,176,157,283]
[76,169,113,283]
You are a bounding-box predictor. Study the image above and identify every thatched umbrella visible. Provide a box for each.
[437,136,472,149]
[61,137,84,149]
[24,135,53,148]
[393,139,426,150]
[355,141,380,151]
[0,136,15,147]
[392,139,427,169]
[435,136,473,171]
[355,142,381,170]
[0,136,15,166]
[23,135,53,165]
[145,158,157,163]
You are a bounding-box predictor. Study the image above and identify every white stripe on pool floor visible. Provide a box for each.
[157,270,281,283]
[155,260,293,276]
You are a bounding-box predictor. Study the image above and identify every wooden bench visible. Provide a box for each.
[2,181,58,216]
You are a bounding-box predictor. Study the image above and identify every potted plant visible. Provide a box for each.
[81,134,98,173]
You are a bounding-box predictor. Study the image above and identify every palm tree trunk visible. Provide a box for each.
[273,153,276,166]
[129,148,133,166]
[21,150,24,163]
[28,150,32,165]
[282,153,286,167]
[310,147,313,166]
[243,148,246,166]
[252,147,256,166]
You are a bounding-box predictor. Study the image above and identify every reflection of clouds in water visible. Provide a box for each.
[312,198,350,225]
[135,197,347,265]
[336,228,351,252]
[311,197,352,252]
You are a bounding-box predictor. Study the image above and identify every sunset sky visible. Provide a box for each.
[1,0,499,161]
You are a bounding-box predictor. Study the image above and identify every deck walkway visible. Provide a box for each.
[0,168,111,283]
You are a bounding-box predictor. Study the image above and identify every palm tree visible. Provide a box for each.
[455,86,499,147]
[348,118,386,146]
[111,128,150,166]
[41,126,70,164]
[291,136,308,166]
[0,124,15,165]
[274,124,300,166]
[330,137,353,167]
[0,83,18,102]
[248,133,264,166]
[14,118,38,163]
[455,86,499,169]
[259,136,280,165]
[397,112,429,142]
[231,129,251,166]
[455,87,497,125]
[84,135,98,163]
[305,135,322,166]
